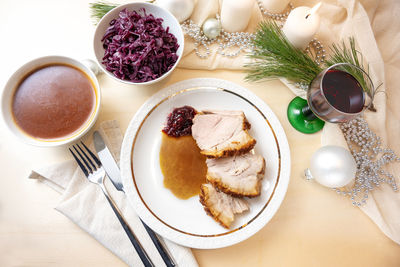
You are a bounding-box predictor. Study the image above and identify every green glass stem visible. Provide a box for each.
[287,96,325,134]
[301,105,317,120]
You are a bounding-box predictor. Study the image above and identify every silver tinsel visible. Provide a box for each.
[257,1,294,21]
[305,38,326,66]
[335,116,399,206]
[295,38,327,90]
[181,2,296,59]
[181,16,256,59]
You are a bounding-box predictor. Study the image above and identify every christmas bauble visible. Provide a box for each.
[202,18,221,39]
[309,145,356,188]
[157,0,194,23]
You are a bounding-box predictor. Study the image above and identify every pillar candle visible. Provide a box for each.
[221,0,255,33]
[260,0,290,13]
[282,3,321,50]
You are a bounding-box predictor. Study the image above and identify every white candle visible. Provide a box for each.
[260,0,290,13]
[282,3,321,50]
[221,0,255,33]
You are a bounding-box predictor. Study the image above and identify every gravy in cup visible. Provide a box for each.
[12,64,96,139]
[1,56,101,146]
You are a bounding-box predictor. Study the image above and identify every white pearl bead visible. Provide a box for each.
[309,145,356,188]
[202,18,221,39]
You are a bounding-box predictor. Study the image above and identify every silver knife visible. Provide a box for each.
[93,131,124,191]
[93,131,176,267]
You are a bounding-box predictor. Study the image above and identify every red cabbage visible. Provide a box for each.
[101,8,179,83]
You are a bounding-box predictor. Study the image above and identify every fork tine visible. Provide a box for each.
[69,148,89,177]
[73,145,93,174]
[76,143,97,170]
[81,141,102,167]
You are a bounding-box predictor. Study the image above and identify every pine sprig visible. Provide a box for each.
[245,20,322,85]
[90,2,117,24]
[89,1,156,24]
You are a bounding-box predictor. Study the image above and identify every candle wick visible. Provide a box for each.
[305,14,310,19]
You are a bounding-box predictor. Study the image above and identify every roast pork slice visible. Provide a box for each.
[206,153,265,197]
[199,183,249,229]
[191,110,256,158]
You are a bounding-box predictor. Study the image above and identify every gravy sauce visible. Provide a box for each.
[12,64,96,139]
[159,133,207,199]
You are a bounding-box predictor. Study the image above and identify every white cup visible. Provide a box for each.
[1,55,101,147]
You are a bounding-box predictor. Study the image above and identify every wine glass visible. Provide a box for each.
[287,63,374,134]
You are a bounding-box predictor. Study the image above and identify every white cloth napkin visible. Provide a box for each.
[29,120,198,267]
[179,0,400,245]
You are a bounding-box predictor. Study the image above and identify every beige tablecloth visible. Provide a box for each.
[2,0,400,266]
[179,0,400,245]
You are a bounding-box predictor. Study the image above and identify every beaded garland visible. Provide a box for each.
[337,117,399,206]
[257,1,294,21]
[181,2,291,59]
[295,38,327,90]
[181,16,256,59]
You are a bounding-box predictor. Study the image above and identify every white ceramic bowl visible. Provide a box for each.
[93,2,184,85]
[1,56,101,147]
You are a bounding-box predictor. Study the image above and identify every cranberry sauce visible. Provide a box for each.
[162,106,197,137]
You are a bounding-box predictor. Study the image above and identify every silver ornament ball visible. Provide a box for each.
[202,18,221,39]
[308,145,356,188]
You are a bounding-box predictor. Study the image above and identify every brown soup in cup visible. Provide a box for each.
[1,56,101,146]
[12,64,96,139]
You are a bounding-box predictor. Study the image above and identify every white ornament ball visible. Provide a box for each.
[157,0,195,23]
[309,145,356,188]
[202,18,221,39]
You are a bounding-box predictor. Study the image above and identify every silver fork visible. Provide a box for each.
[69,142,154,267]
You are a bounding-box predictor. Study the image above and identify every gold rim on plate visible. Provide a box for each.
[130,87,282,237]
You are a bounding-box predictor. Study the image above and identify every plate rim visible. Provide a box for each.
[120,78,291,249]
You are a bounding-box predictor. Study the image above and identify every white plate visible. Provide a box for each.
[120,78,291,249]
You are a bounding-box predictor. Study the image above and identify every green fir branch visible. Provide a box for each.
[90,2,117,24]
[89,1,156,24]
[245,20,322,85]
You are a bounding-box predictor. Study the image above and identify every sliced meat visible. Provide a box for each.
[199,183,249,229]
[206,153,265,197]
[191,110,256,158]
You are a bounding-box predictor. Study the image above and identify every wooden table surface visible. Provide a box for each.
[1,0,400,266]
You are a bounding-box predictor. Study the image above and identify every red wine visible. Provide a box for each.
[322,69,365,113]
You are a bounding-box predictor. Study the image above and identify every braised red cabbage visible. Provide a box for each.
[101,8,179,83]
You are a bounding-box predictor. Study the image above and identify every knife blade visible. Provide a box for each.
[93,131,176,267]
[93,131,124,191]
